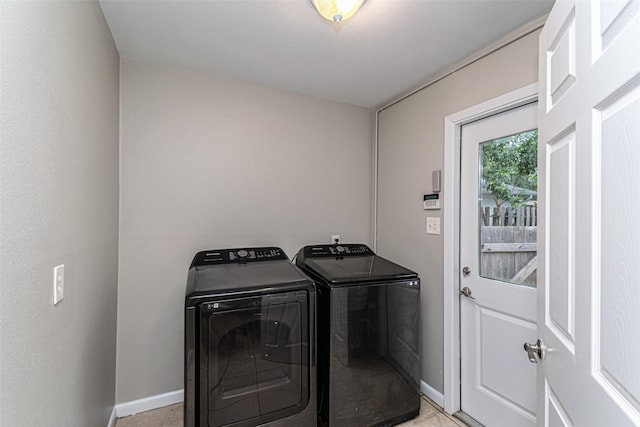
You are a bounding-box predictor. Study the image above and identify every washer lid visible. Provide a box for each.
[186,247,313,297]
[297,244,417,285]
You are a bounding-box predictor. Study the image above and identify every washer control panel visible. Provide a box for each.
[303,244,374,258]
[192,247,288,266]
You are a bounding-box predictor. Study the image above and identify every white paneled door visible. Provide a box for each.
[460,102,539,426]
[537,1,640,425]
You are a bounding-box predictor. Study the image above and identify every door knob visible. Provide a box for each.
[524,338,546,363]
[459,286,475,299]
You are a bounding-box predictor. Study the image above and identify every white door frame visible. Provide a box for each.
[442,83,538,414]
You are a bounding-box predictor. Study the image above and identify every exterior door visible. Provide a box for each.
[460,101,538,426]
[537,1,640,425]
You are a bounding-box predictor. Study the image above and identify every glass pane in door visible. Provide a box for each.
[478,129,538,287]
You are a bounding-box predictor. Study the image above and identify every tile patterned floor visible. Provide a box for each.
[115,395,466,426]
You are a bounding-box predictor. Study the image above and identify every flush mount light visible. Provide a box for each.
[311,0,366,23]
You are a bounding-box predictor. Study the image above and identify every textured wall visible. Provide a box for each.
[0,1,120,426]
[116,60,373,403]
[376,30,540,394]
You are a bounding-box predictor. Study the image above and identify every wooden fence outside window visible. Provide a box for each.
[480,206,538,286]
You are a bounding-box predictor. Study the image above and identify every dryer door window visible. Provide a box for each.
[198,291,310,427]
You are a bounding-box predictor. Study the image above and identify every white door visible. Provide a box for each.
[537,1,640,425]
[460,102,538,426]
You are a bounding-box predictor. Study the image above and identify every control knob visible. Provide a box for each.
[237,249,249,259]
[335,245,345,254]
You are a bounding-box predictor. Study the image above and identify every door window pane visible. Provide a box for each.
[479,130,538,287]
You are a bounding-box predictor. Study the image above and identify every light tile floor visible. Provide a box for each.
[115,396,466,426]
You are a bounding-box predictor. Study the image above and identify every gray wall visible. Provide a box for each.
[0,2,120,426]
[116,60,373,403]
[376,30,540,394]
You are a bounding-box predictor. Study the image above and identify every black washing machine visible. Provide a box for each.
[295,244,420,427]
[184,247,316,427]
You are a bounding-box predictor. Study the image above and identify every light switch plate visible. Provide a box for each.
[426,217,440,235]
[53,264,64,305]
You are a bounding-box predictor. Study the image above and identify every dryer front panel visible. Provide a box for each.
[197,290,310,427]
[325,281,420,426]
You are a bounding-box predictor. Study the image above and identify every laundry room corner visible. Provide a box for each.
[115,60,374,405]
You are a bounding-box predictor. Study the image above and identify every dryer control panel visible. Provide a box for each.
[192,247,288,266]
[302,244,374,258]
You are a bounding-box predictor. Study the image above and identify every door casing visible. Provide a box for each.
[442,83,538,414]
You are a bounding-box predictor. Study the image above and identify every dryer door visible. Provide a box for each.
[197,290,310,427]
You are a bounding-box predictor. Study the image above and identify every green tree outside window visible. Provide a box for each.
[481,129,538,214]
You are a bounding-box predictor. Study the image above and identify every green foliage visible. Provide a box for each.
[481,129,537,209]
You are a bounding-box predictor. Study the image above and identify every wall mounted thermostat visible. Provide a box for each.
[423,193,440,210]
[432,170,441,193]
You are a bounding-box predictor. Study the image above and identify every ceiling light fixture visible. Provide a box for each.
[311,0,366,23]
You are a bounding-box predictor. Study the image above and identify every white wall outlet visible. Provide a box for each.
[53,264,64,305]
[426,217,440,235]
[331,235,340,244]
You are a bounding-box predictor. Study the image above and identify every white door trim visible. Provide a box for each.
[442,83,538,414]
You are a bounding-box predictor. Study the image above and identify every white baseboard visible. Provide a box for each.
[108,389,184,426]
[107,407,117,427]
[421,380,445,409]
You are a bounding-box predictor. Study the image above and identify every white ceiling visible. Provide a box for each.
[98,0,554,108]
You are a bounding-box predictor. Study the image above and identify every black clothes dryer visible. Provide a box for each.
[295,244,421,427]
[184,247,316,427]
